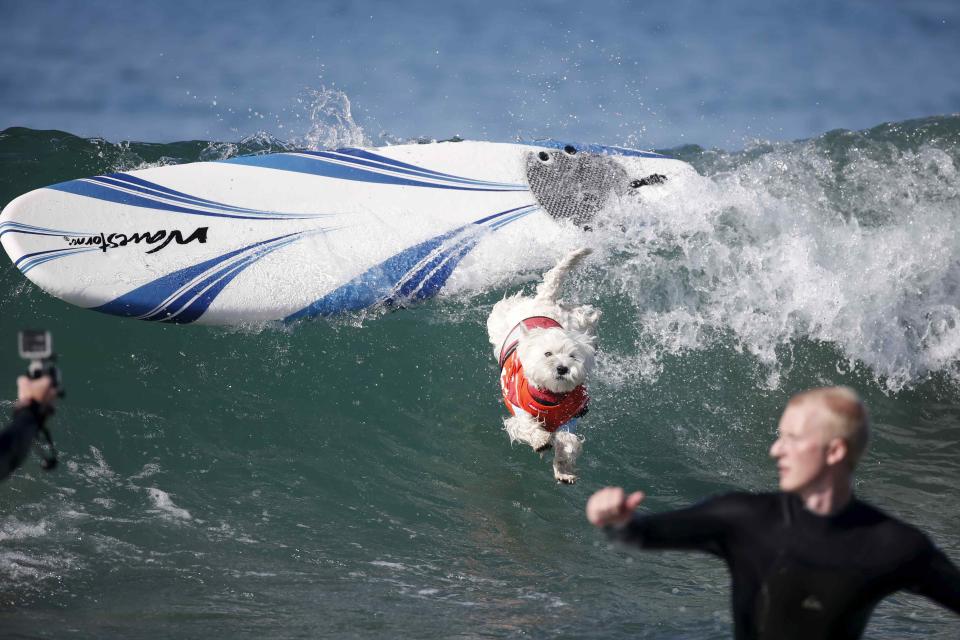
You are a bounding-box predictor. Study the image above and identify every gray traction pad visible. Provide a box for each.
[524,149,628,225]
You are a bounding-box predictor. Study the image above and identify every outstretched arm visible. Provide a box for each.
[587,486,747,556]
[909,545,960,615]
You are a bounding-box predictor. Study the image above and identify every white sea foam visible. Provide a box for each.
[296,87,370,151]
[130,463,162,480]
[615,142,960,392]
[0,517,49,541]
[146,488,193,521]
[448,138,960,393]
[72,446,118,484]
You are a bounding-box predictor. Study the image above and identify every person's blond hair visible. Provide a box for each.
[788,387,870,468]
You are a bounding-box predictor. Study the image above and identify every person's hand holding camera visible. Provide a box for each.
[1,332,62,481]
[15,375,57,411]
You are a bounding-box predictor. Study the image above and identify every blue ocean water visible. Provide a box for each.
[1,0,959,149]
[1,2,959,639]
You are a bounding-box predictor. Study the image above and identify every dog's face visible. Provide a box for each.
[516,326,596,393]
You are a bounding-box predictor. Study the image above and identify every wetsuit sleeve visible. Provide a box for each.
[907,544,960,614]
[0,404,43,482]
[605,493,752,558]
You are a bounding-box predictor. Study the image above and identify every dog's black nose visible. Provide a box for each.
[556,365,569,376]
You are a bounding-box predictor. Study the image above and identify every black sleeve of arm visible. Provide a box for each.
[908,545,960,615]
[605,492,752,557]
[0,405,43,482]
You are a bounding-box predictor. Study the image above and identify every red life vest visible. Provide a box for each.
[498,317,589,432]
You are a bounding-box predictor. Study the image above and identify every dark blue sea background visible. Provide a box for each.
[1,1,959,638]
[3,0,959,149]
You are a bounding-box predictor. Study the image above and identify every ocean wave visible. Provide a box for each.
[3,114,960,392]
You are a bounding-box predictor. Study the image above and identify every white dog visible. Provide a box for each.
[487,248,600,484]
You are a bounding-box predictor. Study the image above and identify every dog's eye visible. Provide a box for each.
[544,351,552,357]
[570,355,578,360]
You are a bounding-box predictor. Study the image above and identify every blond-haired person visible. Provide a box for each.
[587,387,959,640]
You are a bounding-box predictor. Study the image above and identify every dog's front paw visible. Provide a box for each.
[530,428,553,453]
[553,468,578,484]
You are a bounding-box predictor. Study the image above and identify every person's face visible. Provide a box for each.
[769,404,831,493]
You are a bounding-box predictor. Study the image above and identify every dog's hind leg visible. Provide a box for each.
[552,430,584,484]
[534,247,592,303]
[503,415,553,452]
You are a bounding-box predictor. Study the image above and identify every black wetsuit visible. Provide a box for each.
[0,403,44,482]
[607,492,960,639]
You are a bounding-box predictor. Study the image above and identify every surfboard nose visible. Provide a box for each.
[0,185,102,300]
[1,188,50,268]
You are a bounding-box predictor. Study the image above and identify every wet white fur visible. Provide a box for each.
[486,247,600,484]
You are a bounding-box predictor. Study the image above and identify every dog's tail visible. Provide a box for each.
[535,247,592,302]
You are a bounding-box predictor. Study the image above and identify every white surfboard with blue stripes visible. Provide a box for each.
[0,140,695,325]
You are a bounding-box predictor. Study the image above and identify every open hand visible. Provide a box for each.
[586,486,645,526]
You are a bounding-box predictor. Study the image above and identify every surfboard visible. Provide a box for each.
[0,140,696,325]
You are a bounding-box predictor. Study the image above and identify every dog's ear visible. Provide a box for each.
[574,330,598,349]
[519,323,530,337]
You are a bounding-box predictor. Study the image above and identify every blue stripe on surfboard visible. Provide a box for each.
[300,150,512,188]
[145,254,262,323]
[90,202,538,323]
[153,236,301,324]
[397,235,479,302]
[283,204,539,321]
[93,174,290,215]
[92,232,310,322]
[222,153,527,192]
[304,149,525,189]
[489,207,539,230]
[472,204,539,226]
[47,179,327,220]
[18,247,102,274]
[283,227,467,321]
[15,245,91,269]
[0,221,93,239]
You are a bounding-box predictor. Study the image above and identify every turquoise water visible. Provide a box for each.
[1,118,958,638]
